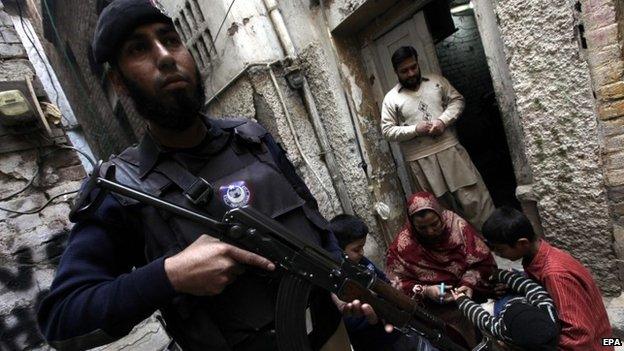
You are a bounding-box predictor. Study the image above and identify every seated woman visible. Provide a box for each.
[386,192,496,347]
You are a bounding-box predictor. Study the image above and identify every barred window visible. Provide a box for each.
[173,0,215,73]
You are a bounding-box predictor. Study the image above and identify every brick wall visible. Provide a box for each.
[436,14,494,133]
[581,0,624,282]
[435,13,518,208]
[37,0,144,158]
[0,6,86,350]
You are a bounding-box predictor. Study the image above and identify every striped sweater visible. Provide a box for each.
[456,269,558,344]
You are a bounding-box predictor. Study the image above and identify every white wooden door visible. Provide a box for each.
[362,11,441,198]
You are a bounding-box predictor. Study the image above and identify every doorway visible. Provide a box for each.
[361,11,443,198]
[434,3,519,208]
[360,3,519,209]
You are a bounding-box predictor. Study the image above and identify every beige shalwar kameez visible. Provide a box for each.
[381,74,494,229]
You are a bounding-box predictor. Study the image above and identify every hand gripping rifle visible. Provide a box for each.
[71,162,469,351]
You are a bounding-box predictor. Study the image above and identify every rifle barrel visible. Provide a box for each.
[97,177,227,230]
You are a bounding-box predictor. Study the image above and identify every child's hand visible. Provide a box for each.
[450,288,465,301]
[493,282,509,297]
[455,285,473,298]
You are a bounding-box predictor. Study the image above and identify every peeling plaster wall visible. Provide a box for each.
[298,43,386,263]
[0,8,87,349]
[0,147,81,351]
[490,0,619,294]
[163,0,283,98]
[324,0,368,30]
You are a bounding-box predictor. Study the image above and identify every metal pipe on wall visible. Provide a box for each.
[204,59,337,210]
[261,0,354,215]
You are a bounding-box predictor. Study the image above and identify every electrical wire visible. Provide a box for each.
[0,136,96,215]
[213,0,237,45]
[0,148,41,202]
[267,65,338,213]
[37,129,96,168]
[0,190,79,215]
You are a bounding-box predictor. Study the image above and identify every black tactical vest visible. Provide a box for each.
[101,117,339,350]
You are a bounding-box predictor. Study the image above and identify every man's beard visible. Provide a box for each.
[122,71,205,131]
[399,72,422,90]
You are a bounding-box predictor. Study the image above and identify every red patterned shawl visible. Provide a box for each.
[386,192,495,297]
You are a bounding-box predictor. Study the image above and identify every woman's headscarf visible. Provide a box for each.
[386,192,495,297]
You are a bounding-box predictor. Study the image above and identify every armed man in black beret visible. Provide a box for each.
[37,1,378,349]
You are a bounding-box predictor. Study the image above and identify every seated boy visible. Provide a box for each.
[451,269,559,350]
[329,214,436,351]
[481,207,613,351]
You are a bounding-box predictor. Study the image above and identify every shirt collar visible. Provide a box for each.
[523,239,550,278]
[138,115,222,178]
[397,76,429,93]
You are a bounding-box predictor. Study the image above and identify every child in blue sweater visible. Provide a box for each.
[330,215,436,351]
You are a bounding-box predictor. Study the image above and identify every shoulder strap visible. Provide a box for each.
[210,117,268,142]
[212,118,317,209]
[154,159,213,206]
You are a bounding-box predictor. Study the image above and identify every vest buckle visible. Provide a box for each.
[183,177,213,205]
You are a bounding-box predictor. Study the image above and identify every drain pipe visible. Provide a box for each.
[267,65,337,212]
[262,0,354,214]
[203,60,336,209]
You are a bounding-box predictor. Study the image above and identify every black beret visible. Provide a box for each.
[92,0,173,63]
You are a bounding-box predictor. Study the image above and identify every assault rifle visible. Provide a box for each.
[71,162,470,351]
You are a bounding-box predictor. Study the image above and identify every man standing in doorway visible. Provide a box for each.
[381,46,494,229]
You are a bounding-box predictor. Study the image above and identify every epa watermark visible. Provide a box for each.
[602,338,623,346]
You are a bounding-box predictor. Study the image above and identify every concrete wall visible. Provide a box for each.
[479,0,620,294]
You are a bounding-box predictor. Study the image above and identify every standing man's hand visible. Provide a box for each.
[164,235,275,296]
[428,120,446,136]
[415,122,432,135]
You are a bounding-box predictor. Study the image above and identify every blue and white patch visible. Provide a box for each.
[220,181,251,208]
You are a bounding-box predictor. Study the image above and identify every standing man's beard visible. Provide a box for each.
[121,71,205,131]
[399,72,422,90]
